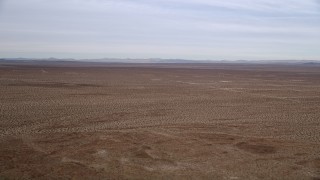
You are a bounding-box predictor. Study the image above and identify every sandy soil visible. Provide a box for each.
[0,63,320,179]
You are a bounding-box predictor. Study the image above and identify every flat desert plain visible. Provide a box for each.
[0,63,320,180]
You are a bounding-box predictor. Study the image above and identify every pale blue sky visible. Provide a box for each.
[0,0,319,60]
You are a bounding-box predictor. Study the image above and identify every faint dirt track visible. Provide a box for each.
[0,63,320,179]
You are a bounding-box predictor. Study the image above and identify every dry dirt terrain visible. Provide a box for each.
[0,63,320,180]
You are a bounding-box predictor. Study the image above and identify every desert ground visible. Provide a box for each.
[0,62,320,180]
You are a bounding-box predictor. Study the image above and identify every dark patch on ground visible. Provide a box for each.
[236,142,277,154]
[8,81,101,88]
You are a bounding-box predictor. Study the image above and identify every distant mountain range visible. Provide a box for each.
[0,58,319,65]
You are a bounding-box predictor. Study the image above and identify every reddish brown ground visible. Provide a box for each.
[0,63,320,179]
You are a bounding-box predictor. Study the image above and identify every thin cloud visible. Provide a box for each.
[0,0,319,60]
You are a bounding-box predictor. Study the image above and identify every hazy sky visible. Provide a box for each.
[0,0,320,60]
